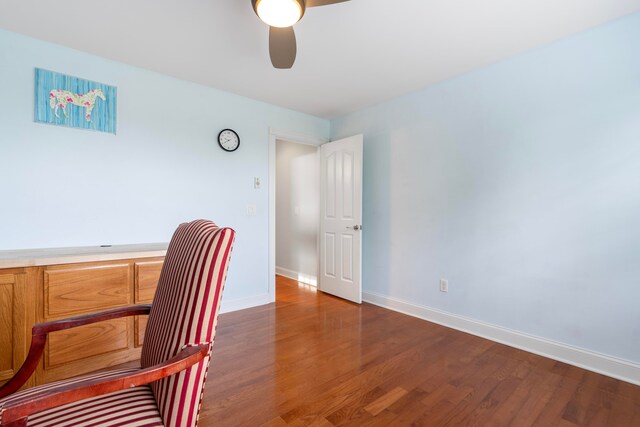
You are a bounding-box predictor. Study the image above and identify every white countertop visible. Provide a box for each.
[0,243,169,269]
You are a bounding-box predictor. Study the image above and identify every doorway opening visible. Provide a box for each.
[275,138,320,290]
[268,130,363,304]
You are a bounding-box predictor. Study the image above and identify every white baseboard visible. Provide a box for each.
[276,266,317,286]
[220,293,273,314]
[363,291,640,386]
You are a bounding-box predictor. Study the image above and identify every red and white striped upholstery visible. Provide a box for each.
[141,220,235,427]
[0,220,235,427]
[0,369,163,426]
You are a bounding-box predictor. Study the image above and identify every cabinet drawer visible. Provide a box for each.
[47,318,130,367]
[44,264,131,319]
[135,261,163,303]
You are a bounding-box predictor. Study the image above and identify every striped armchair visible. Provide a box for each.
[0,220,235,427]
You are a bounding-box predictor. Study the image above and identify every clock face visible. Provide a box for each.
[218,129,240,152]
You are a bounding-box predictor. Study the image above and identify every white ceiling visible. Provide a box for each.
[1,0,639,118]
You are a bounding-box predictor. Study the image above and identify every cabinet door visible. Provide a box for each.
[134,261,163,347]
[44,264,130,319]
[41,263,136,383]
[0,272,28,386]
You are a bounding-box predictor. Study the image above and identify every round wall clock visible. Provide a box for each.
[218,129,240,152]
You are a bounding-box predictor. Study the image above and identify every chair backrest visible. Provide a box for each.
[140,219,235,427]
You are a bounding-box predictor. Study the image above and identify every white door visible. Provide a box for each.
[319,134,363,303]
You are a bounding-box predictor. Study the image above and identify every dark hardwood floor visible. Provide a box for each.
[199,276,640,426]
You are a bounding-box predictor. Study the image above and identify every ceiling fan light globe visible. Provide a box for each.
[256,0,304,28]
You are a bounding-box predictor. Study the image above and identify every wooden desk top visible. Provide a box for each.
[0,243,168,269]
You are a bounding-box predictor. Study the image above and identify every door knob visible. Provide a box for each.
[346,225,362,230]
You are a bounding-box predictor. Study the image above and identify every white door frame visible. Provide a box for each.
[268,128,328,303]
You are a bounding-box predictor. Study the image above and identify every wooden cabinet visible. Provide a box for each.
[0,246,165,388]
[0,269,35,389]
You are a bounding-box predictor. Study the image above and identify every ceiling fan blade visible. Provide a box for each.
[269,26,297,69]
[305,0,350,7]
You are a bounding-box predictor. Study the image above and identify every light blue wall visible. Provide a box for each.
[2,13,639,363]
[0,29,330,309]
[331,13,640,364]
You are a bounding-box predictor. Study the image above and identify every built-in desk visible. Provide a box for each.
[0,244,168,388]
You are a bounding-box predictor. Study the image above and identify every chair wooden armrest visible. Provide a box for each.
[1,343,209,427]
[0,304,152,399]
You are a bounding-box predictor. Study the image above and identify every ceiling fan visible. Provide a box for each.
[251,0,350,69]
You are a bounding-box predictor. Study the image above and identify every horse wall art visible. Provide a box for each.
[49,89,106,122]
[35,68,117,134]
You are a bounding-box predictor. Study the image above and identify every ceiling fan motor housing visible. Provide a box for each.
[252,0,306,27]
[252,0,349,69]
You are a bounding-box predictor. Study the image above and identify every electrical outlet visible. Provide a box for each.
[439,279,449,293]
[247,205,257,216]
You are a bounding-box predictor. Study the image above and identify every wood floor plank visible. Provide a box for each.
[377,388,431,426]
[481,362,548,425]
[325,387,387,426]
[437,355,524,426]
[364,386,408,416]
[258,416,288,427]
[196,275,640,426]
[287,415,334,427]
[561,373,601,425]
[279,346,426,422]
[513,370,565,426]
[531,373,584,426]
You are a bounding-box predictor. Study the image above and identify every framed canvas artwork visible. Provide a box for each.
[34,68,117,134]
